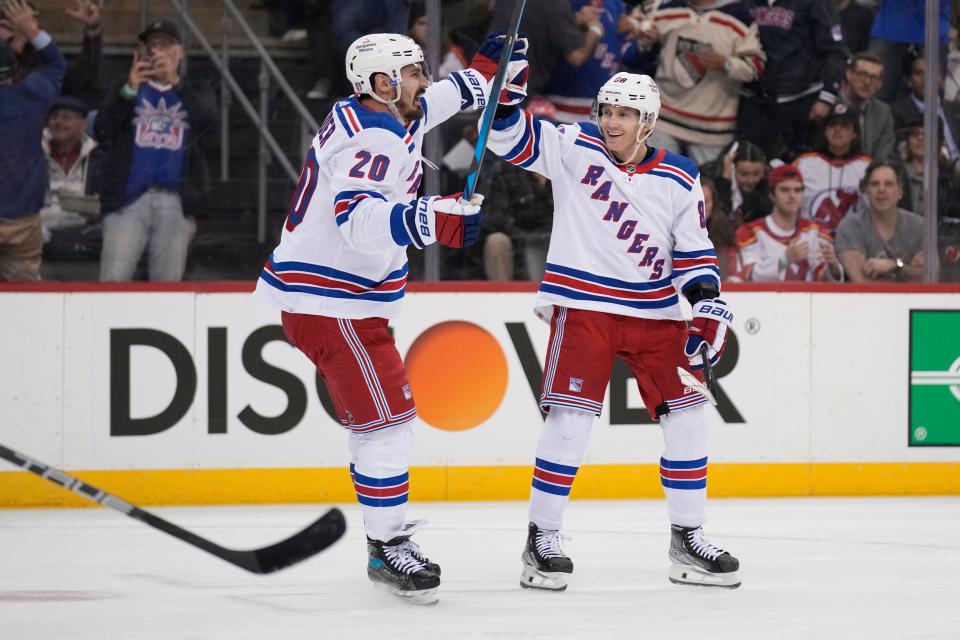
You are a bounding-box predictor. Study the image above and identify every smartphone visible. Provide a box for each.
[137,43,154,69]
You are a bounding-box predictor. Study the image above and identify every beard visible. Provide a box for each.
[399,92,425,121]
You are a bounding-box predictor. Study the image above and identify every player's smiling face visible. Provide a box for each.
[396,63,429,121]
[598,104,643,161]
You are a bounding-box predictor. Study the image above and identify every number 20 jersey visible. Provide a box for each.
[253,68,489,319]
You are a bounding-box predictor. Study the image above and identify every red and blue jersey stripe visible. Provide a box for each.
[532,458,579,497]
[350,464,409,507]
[259,254,407,302]
[672,249,721,290]
[333,189,387,226]
[541,262,679,310]
[660,456,707,490]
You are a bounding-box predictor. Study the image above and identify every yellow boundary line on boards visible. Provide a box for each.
[2,462,959,508]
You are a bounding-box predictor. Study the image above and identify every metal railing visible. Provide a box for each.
[139,0,318,242]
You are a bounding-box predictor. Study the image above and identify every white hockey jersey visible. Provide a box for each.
[794,151,871,236]
[253,68,489,319]
[735,215,834,281]
[487,108,721,322]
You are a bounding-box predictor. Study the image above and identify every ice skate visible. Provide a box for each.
[668,524,740,588]
[367,534,441,605]
[520,523,573,591]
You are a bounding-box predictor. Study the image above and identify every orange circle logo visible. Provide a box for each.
[404,321,508,431]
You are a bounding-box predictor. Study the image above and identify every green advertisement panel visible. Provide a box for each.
[910,310,960,446]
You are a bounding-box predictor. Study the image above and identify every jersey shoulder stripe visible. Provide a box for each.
[334,97,413,150]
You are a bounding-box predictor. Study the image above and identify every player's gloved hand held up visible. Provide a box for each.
[469,30,529,106]
[399,193,484,250]
[684,297,734,369]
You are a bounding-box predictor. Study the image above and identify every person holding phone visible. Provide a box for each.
[94,20,217,281]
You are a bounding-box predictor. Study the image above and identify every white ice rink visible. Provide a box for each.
[1,497,958,639]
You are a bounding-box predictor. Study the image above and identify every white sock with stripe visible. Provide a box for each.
[348,421,414,542]
[659,405,709,528]
[528,407,594,531]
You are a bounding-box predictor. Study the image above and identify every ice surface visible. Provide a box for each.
[1,498,958,639]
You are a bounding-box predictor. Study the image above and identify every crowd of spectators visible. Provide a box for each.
[1,0,959,283]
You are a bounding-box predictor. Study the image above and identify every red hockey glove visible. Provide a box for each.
[395,193,484,250]
[684,297,734,369]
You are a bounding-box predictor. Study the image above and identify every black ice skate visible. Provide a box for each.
[520,523,573,591]
[668,524,741,588]
[367,534,441,605]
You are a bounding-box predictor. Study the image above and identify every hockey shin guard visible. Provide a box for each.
[349,421,414,542]
[529,407,594,530]
[659,405,709,528]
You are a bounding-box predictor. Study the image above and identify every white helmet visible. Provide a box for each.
[344,33,425,105]
[594,72,661,142]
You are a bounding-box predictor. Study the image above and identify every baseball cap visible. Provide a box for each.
[824,102,857,128]
[49,95,90,117]
[767,164,804,189]
[138,20,182,43]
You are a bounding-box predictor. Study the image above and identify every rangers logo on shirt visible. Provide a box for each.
[569,377,583,393]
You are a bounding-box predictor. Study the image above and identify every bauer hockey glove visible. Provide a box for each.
[469,30,529,106]
[392,193,484,250]
[684,297,734,370]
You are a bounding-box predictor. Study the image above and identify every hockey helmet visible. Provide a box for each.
[593,72,661,141]
[344,33,426,105]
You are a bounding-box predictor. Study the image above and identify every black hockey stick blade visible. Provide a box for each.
[0,443,347,575]
[699,343,717,395]
[463,0,527,199]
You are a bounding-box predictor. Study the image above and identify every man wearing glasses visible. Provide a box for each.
[837,52,895,162]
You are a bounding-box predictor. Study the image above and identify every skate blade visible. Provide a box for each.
[520,563,569,591]
[372,582,440,605]
[668,563,741,589]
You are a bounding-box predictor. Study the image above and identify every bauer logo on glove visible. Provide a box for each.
[684,297,734,369]
[395,193,484,250]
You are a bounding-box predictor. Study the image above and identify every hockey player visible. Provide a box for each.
[487,71,740,590]
[253,32,526,604]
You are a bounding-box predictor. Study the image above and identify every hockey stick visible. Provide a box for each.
[0,443,346,574]
[700,343,718,396]
[463,0,527,199]
[676,366,717,407]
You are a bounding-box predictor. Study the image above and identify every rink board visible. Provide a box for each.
[1,283,959,506]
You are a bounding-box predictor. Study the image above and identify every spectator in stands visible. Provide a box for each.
[490,0,606,99]
[891,56,960,168]
[867,0,951,103]
[735,164,843,281]
[794,103,871,235]
[482,159,555,281]
[542,0,644,123]
[701,176,739,279]
[61,0,102,103]
[899,120,960,219]
[702,140,771,226]
[95,21,217,282]
[835,160,924,282]
[0,0,64,282]
[737,0,850,162]
[636,0,766,165]
[40,96,103,280]
[836,0,874,54]
[838,52,894,161]
[408,2,466,79]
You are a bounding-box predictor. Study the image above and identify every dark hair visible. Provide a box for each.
[733,141,766,166]
[860,160,905,192]
[848,51,884,70]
